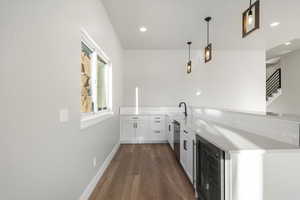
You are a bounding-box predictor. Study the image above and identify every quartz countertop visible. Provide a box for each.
[193,119,299,153]
[120,106,300,152]
[166,114,299,153]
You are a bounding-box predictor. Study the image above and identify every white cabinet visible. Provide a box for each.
[120,116,149,143]
[167,119,174,150]
[150,115,166,142]
[186,134,195,184]
[120,115,166,143]
[136,120,149,142]
[180,130,188,171]
[180,129,195,184]
[121,119,136,141]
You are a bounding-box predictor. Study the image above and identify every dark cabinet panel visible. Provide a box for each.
[209,179,220,200]
[196,135,224,200]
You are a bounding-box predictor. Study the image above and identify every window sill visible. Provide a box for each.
[80,111,114,130]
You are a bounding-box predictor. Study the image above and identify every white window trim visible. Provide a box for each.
[80,28,113,130]
[80,111,114,130]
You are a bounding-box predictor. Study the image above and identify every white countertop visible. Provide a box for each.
[193,119,299,153]
[164,114,299,152]
[120,106,300,152]
[120,106,182,115]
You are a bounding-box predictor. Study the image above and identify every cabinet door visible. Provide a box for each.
[121,120,136,142]
[167,122,174,149]
[208,177,221,200]
[136,120,149,143]
[180,131,188,169]
[186,137,194,183]
[199,144,210,200]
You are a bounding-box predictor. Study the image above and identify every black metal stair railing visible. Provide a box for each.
[266,68,281,99]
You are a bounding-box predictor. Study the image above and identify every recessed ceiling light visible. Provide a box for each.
[139,26,147,32]
[270,22,280,27]
[285,41,291,46]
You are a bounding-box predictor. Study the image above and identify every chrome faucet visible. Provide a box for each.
[179,102,187,118]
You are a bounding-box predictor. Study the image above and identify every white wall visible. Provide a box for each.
[124,49,266,112]
[0,0,123,199]
[122,0,267,112]
[268,50,300,115]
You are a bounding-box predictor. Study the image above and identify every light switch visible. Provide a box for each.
[93,157,97,168]
[59,109,69,123]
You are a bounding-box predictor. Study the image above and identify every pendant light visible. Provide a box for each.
[242,0,260,38]
[204,17,212,63]
[187,41,192,74]
[248,0,254,25]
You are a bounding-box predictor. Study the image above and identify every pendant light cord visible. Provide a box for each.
[207,21,209,45]
[205,17,211,45]
[188,43,191,61]
[249,0,252,8]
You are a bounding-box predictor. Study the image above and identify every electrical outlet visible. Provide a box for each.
[93,157,97,168]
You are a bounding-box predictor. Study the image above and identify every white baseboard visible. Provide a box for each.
[79,142,120,200]
[120,139,168,144]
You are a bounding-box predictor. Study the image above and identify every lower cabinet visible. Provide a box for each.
[136,119,149,142]
[167,119,174,150]
[121,119,136,142]
[186,135,194,184]
[180,129,195,184]
[180,131,188,170]
[196,135,225,200]
[120,115,166,143]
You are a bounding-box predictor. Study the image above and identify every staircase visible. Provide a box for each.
[266,68,282,105]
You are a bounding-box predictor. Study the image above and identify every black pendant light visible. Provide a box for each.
[242,0,260,38]
[204,17,212,63]
[187,41,192,74]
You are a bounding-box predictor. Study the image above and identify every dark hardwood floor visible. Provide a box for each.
[89,144,196,200]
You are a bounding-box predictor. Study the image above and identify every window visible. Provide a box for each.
[80,29,112,129]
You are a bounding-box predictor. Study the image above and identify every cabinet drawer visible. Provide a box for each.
[150,119,165,130]
[151,129,166,141]
[149,115,165,121]
[153,130,162,134]
[122,115,148,121]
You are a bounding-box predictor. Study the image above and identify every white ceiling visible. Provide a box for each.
[101,0,300,50]
[101,0,246,49]
[267,38,300,60]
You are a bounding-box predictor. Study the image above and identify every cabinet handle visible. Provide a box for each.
[184,140,187,151]
[154,117,161,119]
[215,153,219,159]
[133,123,138,128]
[155,121,161,123]
[206,183,210,190]
[168,125,171,131]
[132,117,139,120]
[184,130,188,134]
[154,130,161,133]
